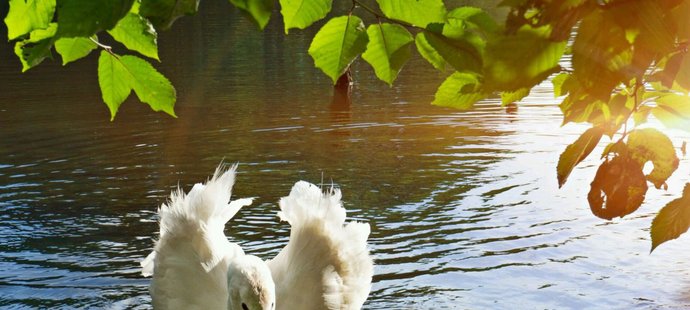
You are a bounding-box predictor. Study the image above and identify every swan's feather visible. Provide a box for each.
[268,181,374,310]
[141,164,252,309]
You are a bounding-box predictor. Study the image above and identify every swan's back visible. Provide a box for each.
[268,181,373,310]
[141,165,253,310]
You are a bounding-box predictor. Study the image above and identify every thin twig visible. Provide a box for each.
[89,37,116,56]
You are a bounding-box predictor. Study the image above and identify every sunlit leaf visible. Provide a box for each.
[610,1,675,58]
[98,50,132,119]
[599,92,634,136]
[601,140,627,159]
[14,23,57,72]
[652,51,690,92]
[308,15,368,84]
[557,76,605,126]
[120,55,177,117]
[446,6,499,36]
[627,128,679,189]
[633,105,652,126]
[57,0,134,37]
[419,30,482,74]
[442,8,496,41]
[4,0,56,40]
[500,88,529,106]
[108,13,159,60]
[537,0,593,41]
[361,23,413,86]
[651,183,690,252]
[588,154,648,220]
[572,9,632,101]
[673,1,690,41]
[484,25,565,92]
[672,52,690,92]
[415,32,446,71]
[279,0,331,33]
[552,72,570,97]
[376,0,446,28]
[55,36,97,65]
[229,0,273,30]
[130,0,141,14]
[557,126,604,188]
[97,51,176,119]
[140,0,199,30]
[432,72,485,109]
[653,94,690,131]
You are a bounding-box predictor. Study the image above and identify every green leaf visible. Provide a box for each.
[108,13,159,60]
[120,55,177,117]
[361,23,413,86]
[667,52,690,92]
[610,1,675,63]
[415,32,446,71]
[627,128,679,189]
[571,9,632,101]
[376,0,446,28]
[673,1,690,41]
[651,184,690,252]
[588,154,648,220]
[14,23,57,72]
[432,72,485,109]
[140,0,199,30]
[308,15,368,84]
[4,0,56,41]
[601,140,627,159]
[559,92,605,125]
[446,6,499,36]
[279,0,331,33]
[229,0,273,30]
[55,36,97,65]
[484,25,565,92]
[419,30,482,74]
[97,51,176,119]
[633,105,652,126]
[501,88,530,106]
[57,0,134,37]
[653,94,690,131]
[653,51,690,92]
[98,50,133,119]
[552,72,570,97]
[557,126,604,188]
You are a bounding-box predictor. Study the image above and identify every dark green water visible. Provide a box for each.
[2,2,690,309]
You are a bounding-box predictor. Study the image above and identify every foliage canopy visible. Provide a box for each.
[4,0,690,252]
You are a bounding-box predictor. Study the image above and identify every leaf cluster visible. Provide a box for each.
[528,0,690,252]
[5,0,690,252]
[4,0,176,119]
[278,0,690,253]
[276,0,690,252]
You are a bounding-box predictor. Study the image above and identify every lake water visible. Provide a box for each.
[2,2,690,309]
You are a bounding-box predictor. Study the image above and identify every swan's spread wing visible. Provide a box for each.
[141,164,252,309]
[268,181,373,310]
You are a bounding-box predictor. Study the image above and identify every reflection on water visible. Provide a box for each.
[2,1,690,309]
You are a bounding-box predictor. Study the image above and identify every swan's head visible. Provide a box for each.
[227,255,275,310]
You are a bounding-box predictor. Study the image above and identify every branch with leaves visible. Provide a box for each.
[5,0,175,120]
[5,0,690,252]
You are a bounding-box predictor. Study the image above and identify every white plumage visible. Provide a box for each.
[142,165,374,310]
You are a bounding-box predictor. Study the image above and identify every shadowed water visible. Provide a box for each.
[2,2,690,309]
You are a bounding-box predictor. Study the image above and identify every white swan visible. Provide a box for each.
[141,165,374,309]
